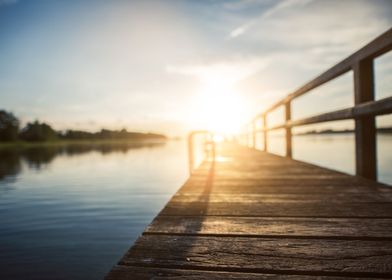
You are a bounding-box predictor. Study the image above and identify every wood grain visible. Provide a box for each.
[160,201,392,218]
[120,235,392,277]
[146,216,392,239]
[106,266,384,280]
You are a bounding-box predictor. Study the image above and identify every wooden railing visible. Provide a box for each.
[242,28,392,180]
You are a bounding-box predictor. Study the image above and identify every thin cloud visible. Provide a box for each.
[229,0,313,38]
[166,58,269,86]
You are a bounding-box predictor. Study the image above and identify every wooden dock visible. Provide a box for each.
[106,29,392,279]
[105,143,392,279]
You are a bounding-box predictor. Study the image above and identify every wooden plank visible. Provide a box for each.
[178,184,389,195]
[106,265,382,279]
[190,167,350,175]
[219,167,346,175]
[171,193,392,203]
[184,173,379,184]
[146,216,392,239]
[189,173,359,181]
[119,235,392,277]
[187,173,355,180]
[182,175,387,189]
[191,160,363,175]
[194,164,359,171]
[160,202,392,218]
[184,178,376,187]
[191,162,346,170]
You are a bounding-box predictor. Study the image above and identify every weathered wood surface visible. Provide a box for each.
[146,216,392,239]
[105,143,392,279]
[106,266,383,280]
[160,201,392,217]
[120,235,392,277]
[171,193,392,203]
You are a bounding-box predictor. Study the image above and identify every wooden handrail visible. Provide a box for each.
[245,96,392,132]
[243,28,392,181]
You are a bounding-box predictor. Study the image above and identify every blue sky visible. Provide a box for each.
[1,0,391,135]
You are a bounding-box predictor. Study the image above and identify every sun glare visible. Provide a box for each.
[193,76,245,135]
[212,134,225,143]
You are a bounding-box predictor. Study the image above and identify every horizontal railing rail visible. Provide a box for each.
[241,28,392,181]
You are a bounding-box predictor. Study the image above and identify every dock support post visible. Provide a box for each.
[188,133,194,175]
[263,114,268,152]
[285,101,292,158]
[252,120,257,149]
[247,125,250,147]
[353,59,377,180]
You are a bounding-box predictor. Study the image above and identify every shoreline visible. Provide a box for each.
[0,139,167,149]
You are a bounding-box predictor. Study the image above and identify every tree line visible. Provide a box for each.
[0,110,166,142]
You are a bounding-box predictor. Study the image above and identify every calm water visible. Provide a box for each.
[0,141,188,280]
[266,133,392,185]
[0,135,391,280]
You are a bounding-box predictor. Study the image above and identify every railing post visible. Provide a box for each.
[263,114,268,152]
[246,125,250,147]
[187,133,194,175]
[285,101,292,158]
[252,119,257,149]
[248,124,252,148]
[353,59,377,180]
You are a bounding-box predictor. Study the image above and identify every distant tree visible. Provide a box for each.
[0,110,20,141]
[19,121,58,142]
[119,128,128,139]
[59,127,167,141]
[60,130,95,140]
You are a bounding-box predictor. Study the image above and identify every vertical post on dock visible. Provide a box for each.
[263,114,268,152]
[248,123,251,148]
[246,125,249,147]
[188,133,194,175]
[248,124,252,148]
[252,119,257,149]
[285,101,292,158]
[353,59,377,180]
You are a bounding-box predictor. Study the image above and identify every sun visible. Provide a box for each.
[193,77,245,135]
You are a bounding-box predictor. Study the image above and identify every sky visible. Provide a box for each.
[1,0,391,136]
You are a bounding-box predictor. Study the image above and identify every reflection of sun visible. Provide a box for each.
[193,78,245,135]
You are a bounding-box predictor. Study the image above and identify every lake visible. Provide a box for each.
[265,133,392,185]
[0,141,188,280]
[0,136,391,280]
